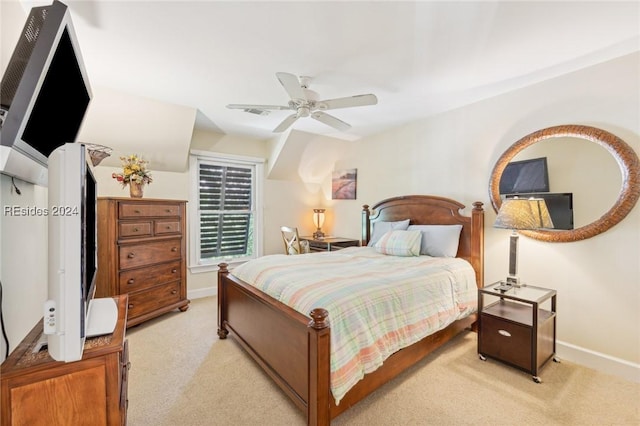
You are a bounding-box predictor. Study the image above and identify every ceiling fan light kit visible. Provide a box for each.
[226,72,377,133]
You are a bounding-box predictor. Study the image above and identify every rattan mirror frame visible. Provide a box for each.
[489,124,640,242]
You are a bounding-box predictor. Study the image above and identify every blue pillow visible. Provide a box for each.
[406,224,462,257]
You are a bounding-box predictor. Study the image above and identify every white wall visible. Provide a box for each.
[328,53,640,378]
[0,175,49,360]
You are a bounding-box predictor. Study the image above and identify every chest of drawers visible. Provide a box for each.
[96,198,190,327]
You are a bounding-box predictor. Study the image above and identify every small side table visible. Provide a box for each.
[477,282,559,383]
[300,236,359,252]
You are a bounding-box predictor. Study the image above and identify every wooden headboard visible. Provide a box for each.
[361,195,484,288]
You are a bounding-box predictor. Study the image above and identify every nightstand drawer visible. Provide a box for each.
[479,313,532,371]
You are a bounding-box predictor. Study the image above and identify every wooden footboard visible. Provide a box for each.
[217,264,332,424]
[217,195,484,425]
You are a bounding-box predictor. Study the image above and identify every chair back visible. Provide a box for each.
[281,226,309,255]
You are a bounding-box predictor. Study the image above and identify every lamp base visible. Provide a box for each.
[505,276,522,287]
[313,230,325,240]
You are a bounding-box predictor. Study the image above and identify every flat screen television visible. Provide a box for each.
[0,0,91,186]
[46,143,117,362]
[499,157,550,195]
[506,192,574,230]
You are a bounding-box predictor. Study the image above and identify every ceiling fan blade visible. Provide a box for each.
[311,111,351,132]
[273,114,299,133]
[316,94,378,111]
[226,104,291,111]
[276,72,307,102]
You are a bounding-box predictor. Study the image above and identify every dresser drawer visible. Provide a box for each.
[479,313,532,371]
[119,239,181,269]
[119,202,181,218]
[154,220,181,235]
[119,260,182,292]
[119,221,152,238]
[126,281,182,319]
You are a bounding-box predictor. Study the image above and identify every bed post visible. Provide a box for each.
[217,263,229,339]
[361,204,371,246]
[308,308,331,426]
[471,202,485,288]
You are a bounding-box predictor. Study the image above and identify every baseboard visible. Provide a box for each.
[557,340,640,383]
[187,286,216,300]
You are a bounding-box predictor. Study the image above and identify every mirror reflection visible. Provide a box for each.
[501,137,621,229]
[489,125,640,242]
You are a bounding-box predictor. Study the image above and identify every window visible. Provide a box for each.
[190,151,263,272]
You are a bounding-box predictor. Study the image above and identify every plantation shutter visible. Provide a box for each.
[199,162,254,260]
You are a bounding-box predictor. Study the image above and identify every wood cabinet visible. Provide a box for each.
[477,283,557,383]
[96,198,189,327]
[1,296,129,426]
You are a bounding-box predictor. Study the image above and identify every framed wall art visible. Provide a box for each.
[332,168,357,200]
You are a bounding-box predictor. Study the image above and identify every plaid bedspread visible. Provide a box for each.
[231,247,477,405]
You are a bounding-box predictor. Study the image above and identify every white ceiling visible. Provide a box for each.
[4,1,640,145]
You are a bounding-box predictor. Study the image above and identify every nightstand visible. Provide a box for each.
[300,236,360,252]
[477,282,558,383]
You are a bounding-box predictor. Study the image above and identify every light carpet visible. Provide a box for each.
[125,297,639,425]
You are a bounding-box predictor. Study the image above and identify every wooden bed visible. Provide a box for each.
[217,195,484,425]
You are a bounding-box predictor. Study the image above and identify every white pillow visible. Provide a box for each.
[367,219,410,246]
[374,230,422,257]
[407,224,463,257]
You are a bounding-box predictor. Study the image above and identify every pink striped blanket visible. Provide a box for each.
[231,247,477,405]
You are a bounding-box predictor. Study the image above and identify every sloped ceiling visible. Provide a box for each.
[2,1,639,174]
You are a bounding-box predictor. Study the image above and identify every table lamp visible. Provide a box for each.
[313,208,326,239]
[494,197,553,287]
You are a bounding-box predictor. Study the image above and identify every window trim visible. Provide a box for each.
[189,150,264,273]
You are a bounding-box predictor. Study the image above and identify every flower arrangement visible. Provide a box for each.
[112,154,153,187]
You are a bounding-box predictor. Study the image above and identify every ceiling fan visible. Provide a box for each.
[226,72,378,133]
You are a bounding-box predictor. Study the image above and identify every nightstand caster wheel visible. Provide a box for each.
[478,354,486,361]
[532,376,542,384]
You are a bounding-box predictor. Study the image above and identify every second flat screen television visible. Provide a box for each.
[500,157,550,195]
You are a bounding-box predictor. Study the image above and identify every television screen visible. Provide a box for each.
[499,157,550,195]
[0,0,91,186]
[506,192,574,230]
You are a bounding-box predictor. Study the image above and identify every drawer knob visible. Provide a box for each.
[166,225,171,230]
[134,209,141,214]
[128,279,135,284]
[127,252,135,258]
[171,247,177,252]
[128,304,134,309]
[171,290,177,295]
[133,227,139,232]
[166,209,171,213]
[498,329,512,337]
[172,269,177,273]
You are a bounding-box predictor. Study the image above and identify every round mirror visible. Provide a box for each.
[489,125,640,242]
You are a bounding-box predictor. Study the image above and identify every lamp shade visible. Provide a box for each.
[494,197,554,230]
